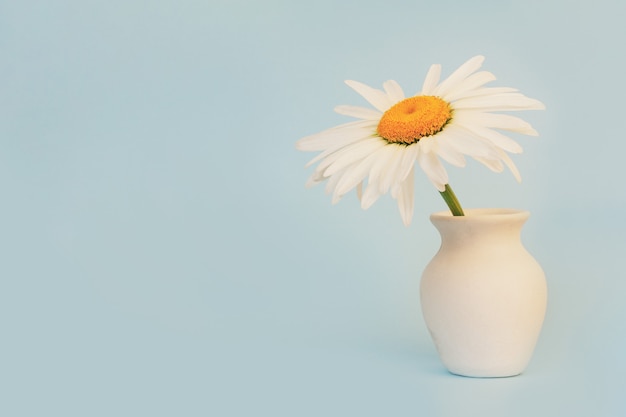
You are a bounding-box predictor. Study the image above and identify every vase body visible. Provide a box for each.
[420,208,547,378]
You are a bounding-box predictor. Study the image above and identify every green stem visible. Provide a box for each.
[439,184,465,216]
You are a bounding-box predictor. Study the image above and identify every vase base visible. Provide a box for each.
[448,370,523,378]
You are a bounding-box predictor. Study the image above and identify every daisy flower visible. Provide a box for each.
[296,55,545,226]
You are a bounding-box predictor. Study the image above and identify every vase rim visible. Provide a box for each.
[430,208,530,220]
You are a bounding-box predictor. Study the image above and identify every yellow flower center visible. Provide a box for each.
[377,96,452,144]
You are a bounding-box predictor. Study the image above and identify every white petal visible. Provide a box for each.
[438,124,500,159]
[345,80,393,112]
[305,170,325,188]
[433,55,485,97]
[323,137,386,177]
[361,182,383,210]
[334,105,383,120]
[397,167,415,226]
[453,93,545,111]
[383,80,405,103]
[325,165,349,196]
[395,143,419,183]
[442,71,496,101]
[297,120,377,152]
[499,150,522,182]
[313,137,377,177]
[421,64,441,95]
[378,145,405,194]
[449,87,518,102]
[454,122,524,154]
[356,181,363,201]
[434,133,467,167]
[304,132,376,168]
[367,145,396,185]
[328,164,358,204]
[333,148,383,196]
[474,157,504,173]
[417,148,448,191]
[455,111,539,136]
[324,119,378,132]
[390,183,401,199]
[418,135,437,153]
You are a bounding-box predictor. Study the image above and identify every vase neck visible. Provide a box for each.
[430,208,530,248]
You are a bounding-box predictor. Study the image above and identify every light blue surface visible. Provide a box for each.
[2,0,625,416]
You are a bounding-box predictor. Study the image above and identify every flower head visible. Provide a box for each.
[296,55,544,226]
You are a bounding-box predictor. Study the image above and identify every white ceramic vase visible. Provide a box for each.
[420,208,547,378]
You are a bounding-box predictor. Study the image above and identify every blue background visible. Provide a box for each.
[2,0,625,416]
